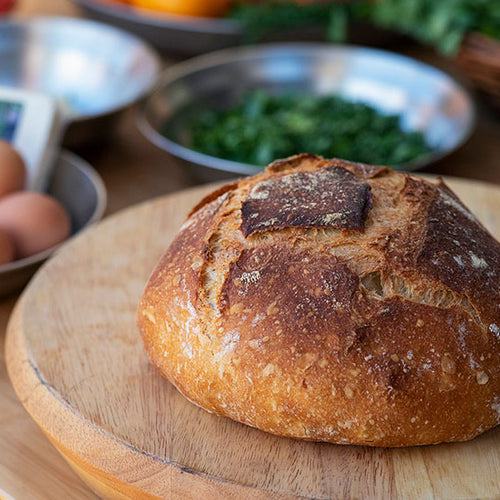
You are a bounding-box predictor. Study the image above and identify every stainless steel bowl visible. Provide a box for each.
[139,43,476,181]
[71,0,396,57]
[0,16,161,146]
[72,0,242,57]
[0,151,107,297]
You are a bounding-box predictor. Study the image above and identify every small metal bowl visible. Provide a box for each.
[0,151,107,297]
[0,16,161,146]
[139,43,476,181]
[72,0,241,57]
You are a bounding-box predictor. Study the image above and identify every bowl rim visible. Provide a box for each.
[0,15,162,123]
[72,0,241,35]
[138,42,477,175]
[0,149,107,275]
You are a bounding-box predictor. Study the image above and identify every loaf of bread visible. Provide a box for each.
[138,154,500,447]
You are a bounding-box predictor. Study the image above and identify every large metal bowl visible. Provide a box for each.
[0,16,160,146]
[0,151,107,297]
[139,43,476,181]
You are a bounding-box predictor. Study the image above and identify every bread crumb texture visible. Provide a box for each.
[138,154,500,447]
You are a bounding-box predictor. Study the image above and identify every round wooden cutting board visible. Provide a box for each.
[6,177,500,499]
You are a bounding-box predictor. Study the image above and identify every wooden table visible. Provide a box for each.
[2,0,500,498]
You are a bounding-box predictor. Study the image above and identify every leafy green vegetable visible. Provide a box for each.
[230,0,500,55]
[356,0,500,55]
[186,91,431,167]
[231,2,350,43]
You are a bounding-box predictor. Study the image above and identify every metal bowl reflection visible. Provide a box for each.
[0,16,160,146]
[139,43,476,181]
[0,151,106,297]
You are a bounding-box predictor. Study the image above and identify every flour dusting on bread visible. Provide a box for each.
[139,154,500,447]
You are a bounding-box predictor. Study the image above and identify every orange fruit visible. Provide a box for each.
[128,0,232,17]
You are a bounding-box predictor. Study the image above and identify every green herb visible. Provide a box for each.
[187,91,431,168]
[229,1,500,55]
[356,0,500,55]
[231,1,350,43]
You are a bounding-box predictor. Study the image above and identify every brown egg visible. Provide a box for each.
[0,192,71,259]
[0,229,15,265]
[0,140,26,198]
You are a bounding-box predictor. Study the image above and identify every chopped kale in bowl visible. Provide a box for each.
[186,91,432,168]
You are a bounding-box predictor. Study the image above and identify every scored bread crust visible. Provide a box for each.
[138,154,500,447]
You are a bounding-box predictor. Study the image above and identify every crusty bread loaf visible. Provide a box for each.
[138,154,500,447]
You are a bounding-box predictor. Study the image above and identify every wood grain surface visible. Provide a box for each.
[5,176,500,499]
[0,304,98,500]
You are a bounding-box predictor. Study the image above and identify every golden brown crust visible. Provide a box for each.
[138,155,500,447]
